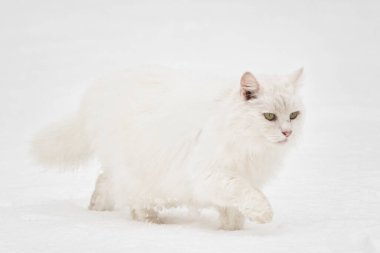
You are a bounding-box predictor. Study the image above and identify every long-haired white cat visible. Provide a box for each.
[32,66,304,230]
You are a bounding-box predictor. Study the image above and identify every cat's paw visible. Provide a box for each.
[218,207,245,230]
[249,209,273,224]
[88,191,114,211]
[242,201,273,224]
[88,172,114,211]
[131,208,162,224]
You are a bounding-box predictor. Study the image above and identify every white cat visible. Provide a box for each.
[31,66,304,230]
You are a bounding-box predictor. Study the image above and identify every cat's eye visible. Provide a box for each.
[263,113,277,121]
[290,111,300,120]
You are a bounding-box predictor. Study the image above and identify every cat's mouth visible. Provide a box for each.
[277,139,288,144]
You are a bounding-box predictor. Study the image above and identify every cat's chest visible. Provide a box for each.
[242,147,285,187]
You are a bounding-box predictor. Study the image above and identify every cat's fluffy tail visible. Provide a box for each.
[31,114,92,169]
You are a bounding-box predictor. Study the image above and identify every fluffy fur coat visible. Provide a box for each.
[32,66,304,230]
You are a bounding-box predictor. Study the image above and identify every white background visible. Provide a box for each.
[1,0,379,252]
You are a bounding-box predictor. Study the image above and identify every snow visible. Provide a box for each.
[1,0,380,252]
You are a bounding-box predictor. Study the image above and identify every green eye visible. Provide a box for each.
[263,113,277,121]
[290,111,300,120]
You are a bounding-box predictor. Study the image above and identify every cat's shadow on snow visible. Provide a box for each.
[130,208,285,235]
[47,201,284,235]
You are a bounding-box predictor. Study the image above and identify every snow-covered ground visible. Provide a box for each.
[1,0,379,252]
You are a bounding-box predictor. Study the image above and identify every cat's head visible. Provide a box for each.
[239,68,304,146]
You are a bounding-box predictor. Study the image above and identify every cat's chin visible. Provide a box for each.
[269,139,289,147]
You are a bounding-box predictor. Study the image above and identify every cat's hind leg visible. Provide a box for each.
[217,207,245,230]
[88,171,115,211]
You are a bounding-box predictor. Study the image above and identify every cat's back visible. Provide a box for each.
[83,66,232,117]
[80,66,231,146]
[82,66,182,109]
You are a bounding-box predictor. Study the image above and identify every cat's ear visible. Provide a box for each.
[288,67,304,88]
[240,72,260,100]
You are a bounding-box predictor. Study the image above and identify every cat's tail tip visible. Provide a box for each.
[31,115,92,170]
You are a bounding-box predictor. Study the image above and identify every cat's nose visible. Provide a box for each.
[282,130,292,137]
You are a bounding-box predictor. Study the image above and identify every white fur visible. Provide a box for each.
[31,66,304,230]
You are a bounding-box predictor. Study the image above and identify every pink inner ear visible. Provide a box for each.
[240,72,260,100]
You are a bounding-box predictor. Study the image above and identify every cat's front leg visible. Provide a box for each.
[206,174,273,224]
